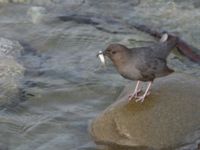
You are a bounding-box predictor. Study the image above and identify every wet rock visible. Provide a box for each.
[90,73,200,150]
[27,6,48,24]
[0,37,24,107]
[0,38,23,58]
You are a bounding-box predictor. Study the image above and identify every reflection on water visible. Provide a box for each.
[0,0,200,150]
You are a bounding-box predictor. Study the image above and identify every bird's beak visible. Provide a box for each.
[97,50,106,65]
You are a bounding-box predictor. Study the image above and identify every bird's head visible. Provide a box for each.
[101,44,130,66]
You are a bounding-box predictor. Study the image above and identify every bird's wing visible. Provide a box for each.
[133,48,173,81]
[150,36,177,59]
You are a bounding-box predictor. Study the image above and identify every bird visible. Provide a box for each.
[97,33,178,102]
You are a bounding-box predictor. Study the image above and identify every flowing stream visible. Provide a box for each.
[0,1,200,150]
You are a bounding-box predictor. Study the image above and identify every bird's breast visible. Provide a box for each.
[117,64,142,81]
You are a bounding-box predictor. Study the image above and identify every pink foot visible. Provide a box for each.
[128,89,142,101]
[135,91,151,103]
[146,91,151,96]
[135,95,146,102]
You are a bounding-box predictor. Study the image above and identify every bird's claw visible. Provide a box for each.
[135,96,146,102]
[128,81,152,103]
[135,91,151,103]
[146,91,151,96]
[128,89,142,101]
[128,90,151,103]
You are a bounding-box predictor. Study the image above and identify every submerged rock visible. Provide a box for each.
[0,37,24,107]
[27,6,48,24]
[0,38,23,58]
[90,73,200,150]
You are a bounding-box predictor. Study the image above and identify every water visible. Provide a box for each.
[0,1,199,150]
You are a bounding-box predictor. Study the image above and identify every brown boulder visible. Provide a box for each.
[90,73,200,150]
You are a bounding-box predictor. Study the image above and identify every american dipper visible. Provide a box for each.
[97,33,178,102]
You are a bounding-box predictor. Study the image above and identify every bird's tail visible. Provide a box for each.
[154,33,178,59]
[129,23,200,64]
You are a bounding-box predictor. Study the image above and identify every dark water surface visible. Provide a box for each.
[0,1,200,150]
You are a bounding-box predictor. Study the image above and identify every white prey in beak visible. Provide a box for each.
[97,50,105,65]
[160,33,168,43]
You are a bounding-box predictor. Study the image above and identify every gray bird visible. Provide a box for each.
[97,33,178,102]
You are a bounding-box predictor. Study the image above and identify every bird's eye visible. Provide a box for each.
[112,51,116,55]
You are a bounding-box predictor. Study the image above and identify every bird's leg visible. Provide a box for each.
[136,81,152,102]
[133,81,142,96]
[128,81,142,101]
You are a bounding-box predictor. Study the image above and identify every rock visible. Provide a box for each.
[27,6,48,24]
[0,38,23,58]
[0,37,24,107]
[90,73,200,150]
